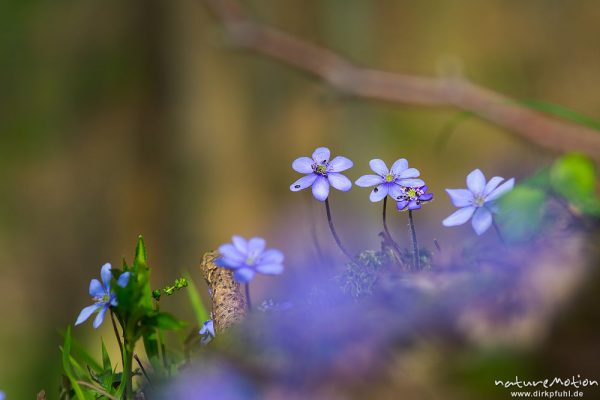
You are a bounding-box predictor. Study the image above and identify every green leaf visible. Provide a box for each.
[142,329,162,371]
[185,272,210,326]
[101,339,112,372]
[59,330,102,373]
[550,153,600,216]
[497,185,547,242]
[135,235,148,269]
[61,326,92,400]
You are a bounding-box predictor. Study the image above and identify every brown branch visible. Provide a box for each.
[204,0,600,162]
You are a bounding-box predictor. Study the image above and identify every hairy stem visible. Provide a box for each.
[382,197,403,258]
[245,283,252,311]
[109,311,124,364]
[408,210,420,271]
[324,198,353,261]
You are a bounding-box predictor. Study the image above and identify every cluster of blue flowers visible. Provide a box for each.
[290,146,514,234]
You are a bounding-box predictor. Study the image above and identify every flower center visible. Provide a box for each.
[312,163,328,176]
[473,195,486,207]
[407,188,417,198]
[94,294,110,304]
[385,173,395,183]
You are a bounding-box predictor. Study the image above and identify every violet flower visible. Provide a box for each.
[355,159,425,202]
[290,147,353,202]
[199,319,215,345]
[396,185,434,211]
[75,263,130,329]
[218,236,284,283]
[442,169,515,235]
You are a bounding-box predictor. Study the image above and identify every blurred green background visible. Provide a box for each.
[1,0,599,397]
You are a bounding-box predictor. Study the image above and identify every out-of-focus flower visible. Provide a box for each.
[355,158,425,202]
[75,263,130,329]
[396,185,434,211]
[218,236,284,283]
[199,319,215,345]
[290,147,353,201]
[442,169,515,235]
[0,390,5,400]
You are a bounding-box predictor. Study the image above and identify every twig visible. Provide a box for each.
[76,381,117,400]
[203,0,600,162]
[134,354,151,383]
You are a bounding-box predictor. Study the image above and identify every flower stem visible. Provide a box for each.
[492,220,506,245]
[324,198,353,261]
[382,197,403,258]
[122,338,134,399]
[134,354,151,383]
[408,210,420,271]
[109,311,124,363]
[245,283,252,311]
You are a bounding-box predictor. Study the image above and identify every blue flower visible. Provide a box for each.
[396,185,434,211]
[199,319,215,345]
[290,147,353,201]
[0,390,4,400]
[442,169,515,235]
[355,158,425,202]
[75,263,131,329]
[218,236,284,283]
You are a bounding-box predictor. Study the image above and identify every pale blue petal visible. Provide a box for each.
[397,168,420,179]
[419,193,434,202]
[466,169,486,195]
[100,263,112,290]
[290,174,317,192]
[485,178,515,202]
[388,184,404,200]
[369,159,388,176]
[327,156,353,172]
[256,263,284,275]
[369,184,388,202]
[75,304,101,326]
[292,157,314,174]
[110,294,118,307]
[355,174,384,187]
[89,279,105,298]
[259,249,284,264]
[484,176,504,196]
[396,200,409,211]
[397,178,425,187]
[408,200,421,210]
[232,235,248,254]
[218,244,245,264]
[233,268,255,283]
[442,206,476,227]
[390,158,408,175]
[117,272,130,288]
[446,189,474,207]
[471,207,493,235]
[312,147,330,163]
[247,237,266,254]
[312,176,330,202]
[328,173,352,191]
[93,305,108,329]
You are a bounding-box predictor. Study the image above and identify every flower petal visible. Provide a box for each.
[397,168,420,179]
[390,158,408,175]
[388,184,404,200]
[89,279,105,298]
[369,159,388,176]
[485,178,515,202]
[312,147,330,164]
[100,263,112,291]
[327,156,353,172]
[328,173,352,191]
[484,176,504,196]
[233,268,255,283]
[466,169,486,195]
[442,206,476,227]
[117,272,130,288]
[471,207,493,235]
[355,174,384,187]
[292,157,314,174]
[397,178,425,187]
[256,263,284,275]
[218,244,245,265]
[232,235,248,253]
[408,200,421,210]
[260,249,284,264]
[312,176,330,202]
[93,305,108,329]
[369,184,388,202]
[445,189,474,207]
[419,193,434,202]
[247,237,266,254]
[290,174,317,192]
[396,200,409,211]
[75,304,101,326]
